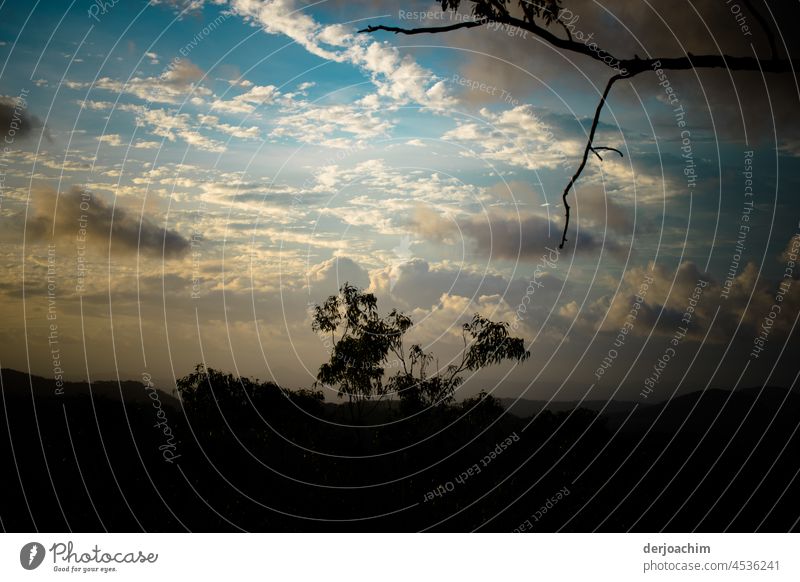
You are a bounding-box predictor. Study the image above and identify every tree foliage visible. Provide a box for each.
[441,0,563,25]
[176,363,323,421]
[312,283,530,417]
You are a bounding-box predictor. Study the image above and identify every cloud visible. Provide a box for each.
[306,256,370,298]
[132,106,226,152]
[230,0,455,110]
[578,256,800,345]
[72,59,211,105]
[0,94,45,141]
[97,134,126,147]
[211,84,280,115]
[368,257,511,310]
[574,186,636,235]
[197,114,261,139]
[271,102,392,148]
[442,105,582,171]
[409,206,622,260]
[405,292,521,346]
[21,186,190,258]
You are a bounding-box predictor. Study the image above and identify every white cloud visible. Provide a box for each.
[211,84,280,115]
[133,106,226,152]
[97,134,125,147]
[443,105,579,171]
[198,114,261,139]
[271,103,392,148]
[70,59,211,105]
[230,0,455,110]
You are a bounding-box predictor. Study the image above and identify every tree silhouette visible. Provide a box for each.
[312,283,530,419]
[176,363,323,432]
[360,0,798,248]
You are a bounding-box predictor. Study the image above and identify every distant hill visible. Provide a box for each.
[500,397,640,418]
[0,368,181,408]
[602,386,800,435]
[1,368,798,531]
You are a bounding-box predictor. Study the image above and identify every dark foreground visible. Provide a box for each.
[1,368,798,532]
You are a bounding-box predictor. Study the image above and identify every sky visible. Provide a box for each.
[1,0,799,402]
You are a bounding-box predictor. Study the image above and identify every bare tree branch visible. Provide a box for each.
[590,146,623,161]
[360,13,625,67]
[361,8,799,248]
[358,20,486,35]
[559,74,622,249]
[360,17,799,75]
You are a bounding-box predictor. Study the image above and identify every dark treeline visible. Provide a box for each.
[1,367,798,532]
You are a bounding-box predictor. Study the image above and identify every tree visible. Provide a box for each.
[312,283,406,420]
[176,364,323,429]
[360,0,798,249]
[312,283,530,418]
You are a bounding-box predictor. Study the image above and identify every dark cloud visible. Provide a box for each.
[355,1,800,144]
[307,256,370,299]
[0,94,45,141]
[575,186,635,235]
[581,254,800,346]
[373,257,512,308]
[409,205,623,260]
[23,186,190,258]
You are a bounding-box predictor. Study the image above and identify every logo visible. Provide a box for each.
[20,542,45,570]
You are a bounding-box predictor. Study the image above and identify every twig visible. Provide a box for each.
[362,7,800,248]
[559,74,623,249]
[589,146,624,161]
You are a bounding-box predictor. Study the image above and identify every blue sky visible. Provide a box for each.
[1,0,799,400]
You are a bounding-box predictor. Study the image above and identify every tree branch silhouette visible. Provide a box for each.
[358,20,486,35]
[559,74,622,249]
[361,2,799,247]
